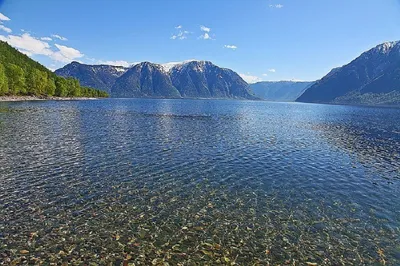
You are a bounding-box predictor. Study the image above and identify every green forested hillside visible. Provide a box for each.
[0,41,108,98]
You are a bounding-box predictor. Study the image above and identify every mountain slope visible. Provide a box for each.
[56,60,257,99]
[250,81,313,102]
[55,62,128,93]
[0,41,107,97]
[297,41,400,105]
[169,61,256,99]
[111,62,180,98]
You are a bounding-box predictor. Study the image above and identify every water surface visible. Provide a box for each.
[0,99,399,265]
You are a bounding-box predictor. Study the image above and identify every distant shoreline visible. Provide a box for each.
[0,96,99,102]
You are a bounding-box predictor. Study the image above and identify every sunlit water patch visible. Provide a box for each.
[0,99,399,265]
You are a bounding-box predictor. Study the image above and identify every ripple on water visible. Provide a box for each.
[0,99,399,264]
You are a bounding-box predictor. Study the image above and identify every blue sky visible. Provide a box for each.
[0,0,400,83]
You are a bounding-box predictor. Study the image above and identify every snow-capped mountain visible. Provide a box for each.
[111,62,180,98]
[160,59,197,72]
[169,61,256,99]
[55,61,129,93]
[55,61,257,99]
[297,41,400,105]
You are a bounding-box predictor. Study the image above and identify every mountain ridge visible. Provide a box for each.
[250,81,314,102]
[55,61,128,93]
[111,62,181,98]
[56,60,258,100]
[297,41,400,105]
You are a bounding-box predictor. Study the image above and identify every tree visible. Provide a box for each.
[27,69,48,95]
[6,64,26,95]
[66,77,81,97]
[0,41,109,98]
[55,76,68,97]
[0,62,9,95]
[45,77,56,96]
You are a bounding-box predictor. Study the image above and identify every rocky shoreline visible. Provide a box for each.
[0,96,99,102]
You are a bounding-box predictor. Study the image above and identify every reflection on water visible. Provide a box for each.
[0,99,399,265]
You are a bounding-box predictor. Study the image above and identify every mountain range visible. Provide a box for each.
[56,60,257,99]
[55,40,400,105]
[54,62,128,94]
[297,41,400,105]
[250,81,314,102]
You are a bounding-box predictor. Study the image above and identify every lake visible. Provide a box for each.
[0,99,399,265]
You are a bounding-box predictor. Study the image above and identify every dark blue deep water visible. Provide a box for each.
[0,99,399,265]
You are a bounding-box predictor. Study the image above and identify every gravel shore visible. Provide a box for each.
[0,96,99,102]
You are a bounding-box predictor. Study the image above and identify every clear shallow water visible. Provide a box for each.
[0,99,399,265]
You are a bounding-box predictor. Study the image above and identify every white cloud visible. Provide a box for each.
[48,66,57,72]
[19,50,33,56]
[200,25,211,32]
[0,30,127,69]
[98,60,131,67]
[0,33,53,56]
[268,68,276,73]
[54,44,83,58]
[262,73,268,77]
[200,33,211,40]
[0,12,12,33]
[171,29,190,40]
[51,44,84,62]
[171,26,190,40]
[0,33,84,64]
[224,45,237,50]
[199,33,214,40]
[0,13,10,21]
[0,25,12,33]
[269,4,283,8]
[199,25,214,40]
[51,34,68,41]
[239,73,261,84]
